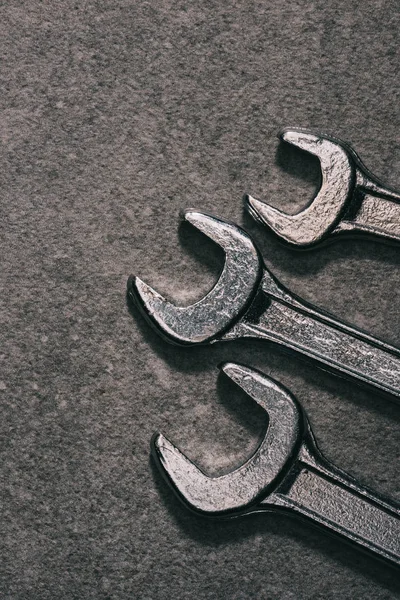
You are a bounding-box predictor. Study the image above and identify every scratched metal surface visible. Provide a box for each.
[1,1,400,598]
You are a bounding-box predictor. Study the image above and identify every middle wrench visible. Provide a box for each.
[128,211,400,400]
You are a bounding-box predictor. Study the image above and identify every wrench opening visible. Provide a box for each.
[151,363,304,516]
[128,211,263,345]
[246,129,356,247]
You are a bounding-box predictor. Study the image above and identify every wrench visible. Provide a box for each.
[128,210,400,400]
[152,363,400,566]
[246,128,400,248]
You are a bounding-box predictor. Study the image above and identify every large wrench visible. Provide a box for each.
[128,210,400,400]
[246,129,400,248]
[152,363,400,566]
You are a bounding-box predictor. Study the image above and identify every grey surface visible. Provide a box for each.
[1,1,399,598]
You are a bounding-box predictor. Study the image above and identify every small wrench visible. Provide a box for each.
[128,210,400,400]
[152,363,400,566]
[246,128,400,248]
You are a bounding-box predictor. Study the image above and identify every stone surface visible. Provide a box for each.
[1,1,399,598]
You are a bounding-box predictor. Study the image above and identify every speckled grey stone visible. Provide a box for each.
[1,1,399,598]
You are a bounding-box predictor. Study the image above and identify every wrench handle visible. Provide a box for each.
[237,283,400,399]
[268,453,400,566]
[336,189,400,243]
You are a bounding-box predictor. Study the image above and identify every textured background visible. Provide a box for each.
[1,1,399,598]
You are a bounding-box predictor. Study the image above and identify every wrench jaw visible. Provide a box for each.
[128,211,263,345]
[151,363,305,517]
[246,129,356,248]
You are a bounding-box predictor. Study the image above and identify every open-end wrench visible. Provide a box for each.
[246,128,400,248]
[128,210,400,400]
[152,363,400,566]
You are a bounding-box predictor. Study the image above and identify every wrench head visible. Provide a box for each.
[246,129,356,247]
[128,211,263,345]
[151,363,304,516]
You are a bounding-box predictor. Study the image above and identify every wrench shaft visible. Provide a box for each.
[267,452,400,565]
[336,190,400,243]
[230,278,400,398]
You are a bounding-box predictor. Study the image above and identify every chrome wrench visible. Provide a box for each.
[246,129,400,248]
[128,211,400,400]
[152,363,400,566]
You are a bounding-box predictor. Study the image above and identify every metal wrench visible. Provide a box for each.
[152,363,400,566]
[246,128,400,247]
[128,210,400,400]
